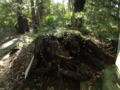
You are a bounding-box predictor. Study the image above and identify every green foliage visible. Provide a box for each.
[0,27,16,37]
[0,0,119,43]
[83,0,119,42]
[74,12,84,19]
[0,2,16,28]
[0,2,17,37]
[63,11,72,20]
[45,15,56,26]
[109,14,120,22]
[78,27,91,35]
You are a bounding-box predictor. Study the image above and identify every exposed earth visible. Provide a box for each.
[0,29,35,90]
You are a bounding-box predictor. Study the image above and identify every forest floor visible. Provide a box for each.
[0,28,35,90]
[0,27,117,90]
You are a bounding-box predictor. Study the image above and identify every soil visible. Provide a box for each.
[0,29,35,90]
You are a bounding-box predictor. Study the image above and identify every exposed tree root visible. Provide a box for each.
[19,31,115,90]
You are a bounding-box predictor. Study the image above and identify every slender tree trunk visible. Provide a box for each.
[68,0,72,12]
[36,0,41,28]
[31,0,38,33]
[49,0,51,15]
[62,0,65,26]
[115,1,120,84]
[36,0,43,28]
[62,0,65,14]
[71,0,75,29]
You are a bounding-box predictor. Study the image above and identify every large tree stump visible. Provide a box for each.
[15,15,29,34]
[19,30,115,90]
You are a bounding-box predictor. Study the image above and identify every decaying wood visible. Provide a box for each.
[34,32,111,74]
[84,40,115,64]
[25,55,34,79]
[59,69,86,81]
[20,31,115,90]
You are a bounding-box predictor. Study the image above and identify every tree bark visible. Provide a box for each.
[71,0,75,29]
[19,30,116,89]
[115,1,120,84]
[36,0,44,29]
[115,33,120,85]
[15,0,29,34]
[31,0,38,33]
[68,0,72,12]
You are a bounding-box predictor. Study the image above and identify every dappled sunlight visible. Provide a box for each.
[2,41,34,89]
[54,27,82,38]
[54,27,66,37]
[0,38,17,49]
[0,0,119,89]
[117,83,120,89]
[0,33,34,59]
[0,61,4,66]
[116,33,120,64]
[0,48,22,89]
[2,53,10,60]
[1,36,14,43]
[0,31,34,89]
[19,35,33,43]
[53,0,68,4]
[115,33,120,87]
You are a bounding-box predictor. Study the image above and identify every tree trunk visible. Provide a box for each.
[115,2,120,84]
[115,33,120,85]
[31,0,38,33]
[68,0,72,12]
[36,0,44,29]
[71,0,75,29]
[15,0,29,34]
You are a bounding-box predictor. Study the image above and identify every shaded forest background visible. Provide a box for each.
[0,0,119,43]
